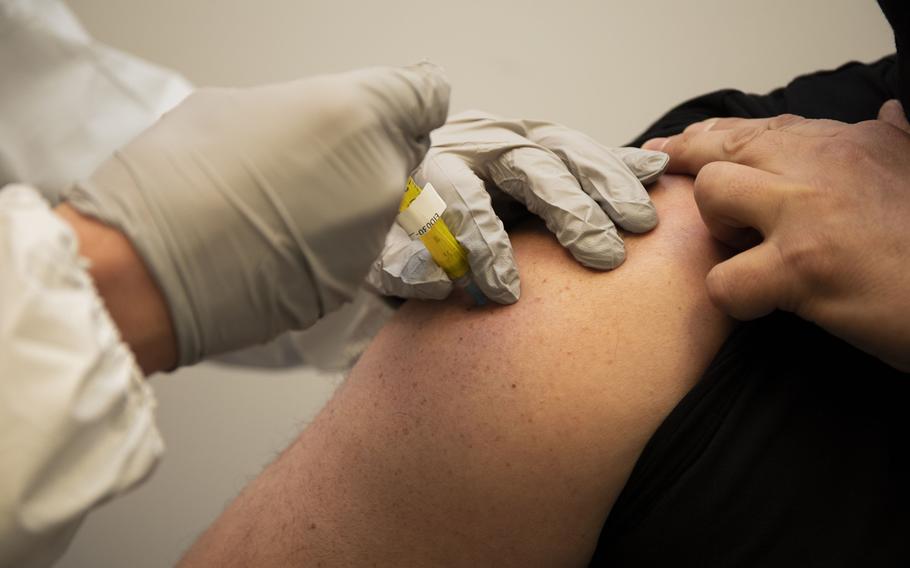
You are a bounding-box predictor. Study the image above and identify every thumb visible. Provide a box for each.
[878,99,910,133]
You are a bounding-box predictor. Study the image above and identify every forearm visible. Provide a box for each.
[181,175,733,566]
[55,203,177,374]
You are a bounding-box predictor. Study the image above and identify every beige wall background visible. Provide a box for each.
[58,1,892,566]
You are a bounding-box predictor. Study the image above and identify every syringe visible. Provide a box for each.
[396,177,487,305]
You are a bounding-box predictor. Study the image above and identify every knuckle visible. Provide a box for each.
[684,118,718,133]
[663,132,688,155]
[721,126,765,159]
[706,117,735,130]
[767,113,805,130]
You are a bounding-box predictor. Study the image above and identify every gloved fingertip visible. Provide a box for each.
[641,151,670,180]
[420,283,455,301]
[479,277,521,305]
[582,246,626,271]
[460,229,521,305]
[626,149,669,185]
[569,233,626,271]
[371,243,457,300]
[617,200,659,233]
[391,274,453,300]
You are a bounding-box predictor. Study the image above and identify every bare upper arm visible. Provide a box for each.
[180,175,733,567]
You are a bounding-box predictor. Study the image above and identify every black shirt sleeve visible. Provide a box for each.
[628,55,899,146]
[591,50,910,568]
[879,0,910,112]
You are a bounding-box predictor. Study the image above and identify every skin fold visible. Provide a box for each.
[180,175,734,567]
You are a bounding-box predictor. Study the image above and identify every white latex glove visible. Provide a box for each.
[368,111,668,304]
[68,63,450,366]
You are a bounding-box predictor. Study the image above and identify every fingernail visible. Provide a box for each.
[642,137,668,151]
[685,118,719,133]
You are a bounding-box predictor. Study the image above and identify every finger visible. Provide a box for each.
[528,129,659,232]
[610,147,670,185]
[693,162,787,248]
[878,99,910,133]
[641,137,668,151]
[661,125,789,175]
[691,114,847,137]
[527,125,668,184]
[641,121,723,152]
[569,147,659,233]
[487,147,627,269]
[417,154,521,304]
[367,225,453,300]
[683,118,720,133]
[705,241,795,320]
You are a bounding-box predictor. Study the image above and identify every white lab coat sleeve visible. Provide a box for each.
[0,184,163,568]
[0,0,193,204]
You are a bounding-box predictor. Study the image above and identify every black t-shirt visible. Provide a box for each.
[590,5,910,566]
[879,0,910,113]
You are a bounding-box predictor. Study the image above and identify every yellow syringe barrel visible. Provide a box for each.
[399,177,471,281]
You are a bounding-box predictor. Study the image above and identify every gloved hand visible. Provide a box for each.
[67,62,450,367]
[368,111,668,304]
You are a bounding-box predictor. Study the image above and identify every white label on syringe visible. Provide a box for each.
[396,182,447,239]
